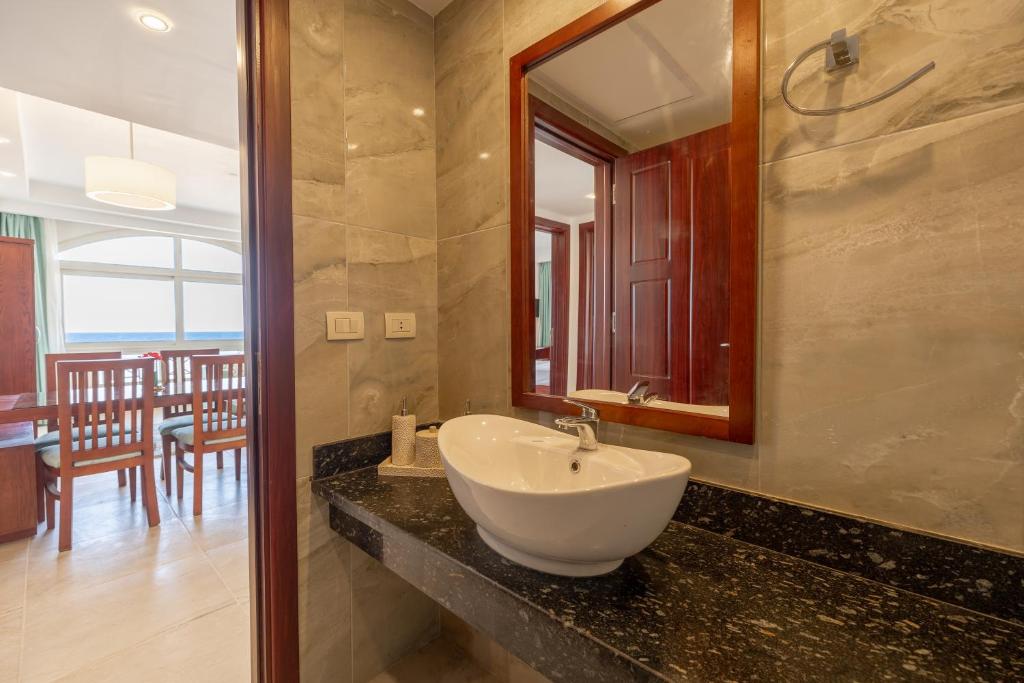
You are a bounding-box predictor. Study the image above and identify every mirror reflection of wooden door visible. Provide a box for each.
[611,125,731,405]
[535,217,569,396]
[576,221,596,389]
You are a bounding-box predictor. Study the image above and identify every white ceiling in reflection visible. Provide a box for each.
[534,140,595,218]
[529,0,733,150]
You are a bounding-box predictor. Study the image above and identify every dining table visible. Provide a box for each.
[0,378,247,543]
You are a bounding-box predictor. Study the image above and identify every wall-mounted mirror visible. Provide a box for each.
[510,0,759,442]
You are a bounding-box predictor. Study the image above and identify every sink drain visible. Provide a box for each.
[569,459,581,474]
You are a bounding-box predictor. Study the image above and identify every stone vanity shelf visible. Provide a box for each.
[311,434,1024,682]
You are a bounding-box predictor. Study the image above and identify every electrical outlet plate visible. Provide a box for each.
[385,312,416,339]
[326,311,364,340]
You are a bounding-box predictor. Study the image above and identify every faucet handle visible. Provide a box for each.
[563,398,598,420]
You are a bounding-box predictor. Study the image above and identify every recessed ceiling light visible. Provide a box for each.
[139,13,172,32]
[0,170,17,178]
[0,136,10,145]
[412,107,425,117]
[478,152,491,160]
[585,193,596,200]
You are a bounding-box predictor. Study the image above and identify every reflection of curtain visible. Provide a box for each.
[537,261,552,348]
[0,213,49,391]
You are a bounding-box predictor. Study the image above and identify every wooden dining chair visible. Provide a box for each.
[36,357,160,551]
[155,348,218,496]
[171,354,246,516]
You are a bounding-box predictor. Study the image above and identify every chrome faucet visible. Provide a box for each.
[626,380,658,406]
[555,399,600,450]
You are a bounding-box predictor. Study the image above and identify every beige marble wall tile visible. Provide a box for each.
[347,225,439,435]
[438,226,510,418]
[436,0,507,239]
[501,0,606,59]
[297,478,354,682]
[759,104,1024,550]
[294,216,349,480]
[344,0,437,238]
[763,0,1024,162]
[352,546,440,682]
[291,0,346,220]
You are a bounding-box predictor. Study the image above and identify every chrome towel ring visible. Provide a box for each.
[781,28,936,116]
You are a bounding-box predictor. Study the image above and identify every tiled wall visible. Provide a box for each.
[434,0,1024,552]
[292,0,441,679]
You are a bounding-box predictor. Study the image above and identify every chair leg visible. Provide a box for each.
[142,458,161,528]
[117,469,127,487]
[35,459,45,524]
[45,482,55,531]
[162,435,173,497]
[193,448,204,517]
[216,451,224,470]
[128,467,137,503]
[234,449,241,482]
[176,454,185,500]
[58,474,73,552]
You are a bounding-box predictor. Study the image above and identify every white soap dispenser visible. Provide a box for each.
[391,397,416,466]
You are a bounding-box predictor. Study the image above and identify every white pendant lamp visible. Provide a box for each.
[85,122,176,211]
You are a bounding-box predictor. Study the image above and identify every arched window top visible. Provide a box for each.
[59,235,174,268]
[182,239,242,274]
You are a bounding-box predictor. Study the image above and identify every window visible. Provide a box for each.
[182,239,243,274]
[59,233,243,347]
[63,275,175,343]
[183,281,244,340]
[58,235,174,269]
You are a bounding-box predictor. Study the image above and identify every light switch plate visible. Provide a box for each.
[326,311,364,340]
[384,312,416,339]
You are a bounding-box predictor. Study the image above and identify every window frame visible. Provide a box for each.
[59,231,244,352]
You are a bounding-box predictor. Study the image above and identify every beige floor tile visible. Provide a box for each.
[205,537,250,599]
[20,554,235,681]
[179,497,250,552]
[0,608,22,682]
[31,493,178,552]
[53,601,251,682]
[369,637,500,683]
[26,516,201,600]
[0,545,27,617]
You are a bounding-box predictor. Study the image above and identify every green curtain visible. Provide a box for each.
[537,261,552,348]
[0,213,49,392]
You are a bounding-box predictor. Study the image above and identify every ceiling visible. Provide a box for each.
[409,0,456,16]
[0,1,240,237]
[530,0,733,150]
[534,140,595,219]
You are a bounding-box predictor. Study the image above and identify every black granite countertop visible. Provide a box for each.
[313,470,1024,682]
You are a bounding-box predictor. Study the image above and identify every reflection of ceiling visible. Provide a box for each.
[0,88,240,233]
[534,141,595,218]
[530,0,733,150]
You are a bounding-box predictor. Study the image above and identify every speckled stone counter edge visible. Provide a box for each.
[313,429,1024,624]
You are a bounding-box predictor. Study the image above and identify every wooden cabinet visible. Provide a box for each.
[0,236,38,541]
[0,236,36,395]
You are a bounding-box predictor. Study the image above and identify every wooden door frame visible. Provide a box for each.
[532,216,570,395]
[237,0,299,679]
[576,220,596,389]
[509,0,759,443]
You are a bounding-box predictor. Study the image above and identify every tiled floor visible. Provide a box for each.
[0,453,251,682]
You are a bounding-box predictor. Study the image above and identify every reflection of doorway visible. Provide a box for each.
[576,220,596,389]
[534,217,569,395]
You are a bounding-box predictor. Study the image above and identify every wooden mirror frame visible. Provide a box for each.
[509,0,760,443]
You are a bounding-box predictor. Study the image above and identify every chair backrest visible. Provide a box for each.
[54,357,154,472]
[44,352,121,430]
[192,354,246,447]
[159,348,219,417]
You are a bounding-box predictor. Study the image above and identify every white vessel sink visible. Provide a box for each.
[438,415,691,577]
[568,389,729,418]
